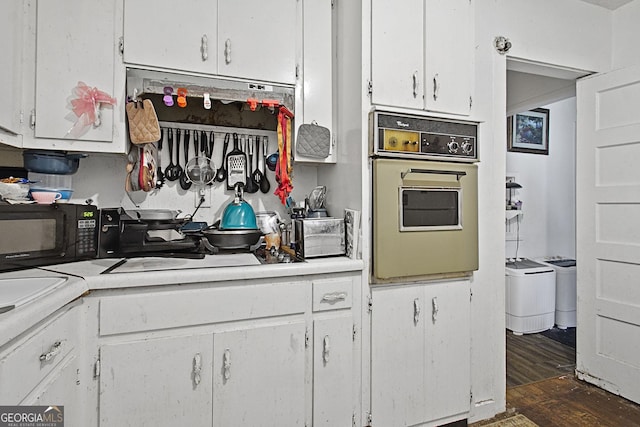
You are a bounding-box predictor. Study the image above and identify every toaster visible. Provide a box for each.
[294,218,345,258]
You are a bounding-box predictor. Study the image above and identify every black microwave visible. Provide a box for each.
[0,203,99,272]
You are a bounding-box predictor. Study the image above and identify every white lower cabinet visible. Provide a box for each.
[313,315,354,426]
[89,272,359,427]
[0,302,85,427]
[371,280,471,427]
[99,334,214,427]
[213,323,306,426]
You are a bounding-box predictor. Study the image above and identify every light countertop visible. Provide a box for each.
[0,255,364,347]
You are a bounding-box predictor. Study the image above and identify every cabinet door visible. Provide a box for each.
[424,0,473,115]
[371,285,426,427]
[99,335,214,427]
[35,0,116,143]
[123,0,217,74]
[22,354,83,427]
[371,0,424,109]
[0,0,23,135]
[295,0,335,164]
[313,315,353,426]
[213,321,306,426]
[424,280,471,422]
[217,0,297,84]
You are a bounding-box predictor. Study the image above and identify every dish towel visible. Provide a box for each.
[274,106,294,205]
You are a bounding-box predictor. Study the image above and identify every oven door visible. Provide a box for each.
[373,158,478,281]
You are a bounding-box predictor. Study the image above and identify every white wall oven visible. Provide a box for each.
[371,111,479,282]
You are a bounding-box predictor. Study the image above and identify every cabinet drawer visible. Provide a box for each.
[0,304,79,403]
[312,277,353,312]
[99,281,308,336]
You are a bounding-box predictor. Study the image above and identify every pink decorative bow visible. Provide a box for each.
[66,82,117,138]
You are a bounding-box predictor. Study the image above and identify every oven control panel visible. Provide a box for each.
[372,111,478,162]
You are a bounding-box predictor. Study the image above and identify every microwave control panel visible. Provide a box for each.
[372,111,478,162]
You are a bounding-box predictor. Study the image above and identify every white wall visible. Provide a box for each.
[506,97,576,260]
[613,0,640,68]
[470,1,610,422]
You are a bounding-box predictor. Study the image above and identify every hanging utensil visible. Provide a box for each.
[216,133,230,183]
[155,127,165,189]
[201,131,215,185]
[251,135,265,193]
[189,130,201,184]
[179,129,192,190]
[226,132,247,190]
[165,128,182,181]
[245,135,259,193]
[260,136,270,193]
[207,131,215,186]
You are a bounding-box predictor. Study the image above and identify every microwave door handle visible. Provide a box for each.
[401,168,467,181]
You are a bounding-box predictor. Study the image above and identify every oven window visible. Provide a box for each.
[400,188,461,231]
[0,219,57,254]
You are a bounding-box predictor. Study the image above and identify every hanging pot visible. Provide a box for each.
[219,183,258,230]
[23,150,87,175]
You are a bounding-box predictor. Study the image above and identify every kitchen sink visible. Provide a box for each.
[0,277,68,313]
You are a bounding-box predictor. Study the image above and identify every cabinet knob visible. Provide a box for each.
[323,335,331,364]
[193,353,202,386]
[223,349,231,380]
[432,74,440,101]
[414,298,420,325]
[412,71,419,98]
[432,297,439,323]
[224,39,232,64]
[201,34,209,61]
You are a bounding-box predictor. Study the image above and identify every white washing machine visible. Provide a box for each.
[539,257,577,329]
[505,259,556,335]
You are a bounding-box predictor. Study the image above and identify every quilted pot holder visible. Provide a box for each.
[296,122,331,159]
[125,99,161,145]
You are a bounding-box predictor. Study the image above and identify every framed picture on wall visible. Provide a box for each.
[507,108,550,155]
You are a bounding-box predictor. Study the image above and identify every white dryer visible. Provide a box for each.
[505,259,556,335]
[539,258,577,329]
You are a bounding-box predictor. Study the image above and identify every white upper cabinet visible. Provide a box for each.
[424,0,473,116]
[371,0,473,116]
[218,0,297,84]
[0,0,24,136]
[34,0,118,146]
[123,0,217,75]
[123,0,297,85]
[295,0,336,164]
[371,0,425,110]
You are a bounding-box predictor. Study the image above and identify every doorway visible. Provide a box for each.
[504,58,589,387]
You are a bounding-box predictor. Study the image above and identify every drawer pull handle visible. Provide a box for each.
[223,349,231,381]
[323,335,330,364]
[39,341,62,362]
[414,298,420,325]
[321,292,347,303]
[193,353,202,386]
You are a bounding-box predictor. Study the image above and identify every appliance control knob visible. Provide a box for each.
[447,140,459,153]
[461,142,473,154]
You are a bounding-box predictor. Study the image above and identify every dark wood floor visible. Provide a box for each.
[471,330,640,426]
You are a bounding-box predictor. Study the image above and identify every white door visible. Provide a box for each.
[212,322,306,426]
[370,0,424,109]
[35,0,116,142]
[576,63,640,404]
[123,0,217,74]
[99,335,214,427]
[313,315,354,426]
[0,0,23,135]
[371,285,426,427]
[217,0,297,84]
